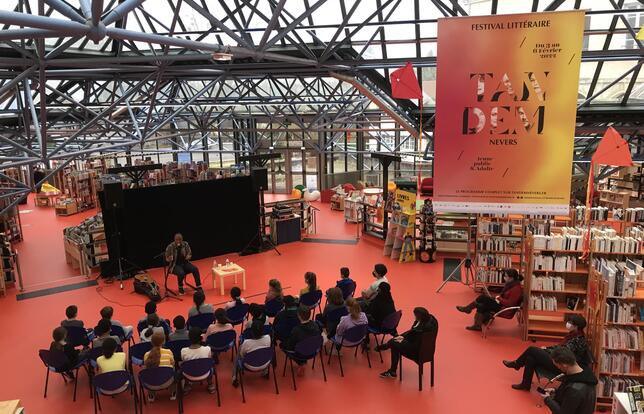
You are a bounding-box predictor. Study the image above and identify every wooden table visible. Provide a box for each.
[0,399,23,414]
[35,191,60,207]
[211,264,246,296]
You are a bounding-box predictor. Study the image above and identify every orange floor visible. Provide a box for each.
[0,194,560,413]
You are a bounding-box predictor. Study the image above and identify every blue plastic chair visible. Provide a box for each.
[65,325,91,348]
[165,340,192,367]
[299,290,323,317]
[281,335,326,390]
[138,366,181,413]
[368,310,402,363]
[226,303,250,333]
[38,349,89,402]
[92,370,137,414]
[264,299,284,318]
[110,325,134,349]
[205,330,237,362]
[328,324,371,376]
[237,347,278,402]
[180,358,220,407]
[128,342,153,372]
[187,313,215,332]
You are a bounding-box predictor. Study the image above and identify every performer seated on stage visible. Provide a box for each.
[165,233,202,295]
[455,268,523,331]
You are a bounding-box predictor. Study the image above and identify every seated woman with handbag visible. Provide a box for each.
[502,314,590,391]
[376,307,438,379]
[456,268,523,331]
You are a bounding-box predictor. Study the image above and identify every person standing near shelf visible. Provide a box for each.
[455,268,523,331]
[165,233,202,295]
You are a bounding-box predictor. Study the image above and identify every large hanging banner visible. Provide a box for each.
[433,11,585,215]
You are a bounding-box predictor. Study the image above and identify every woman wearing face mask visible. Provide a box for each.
[456,268,523,331]
[502,314,590,391]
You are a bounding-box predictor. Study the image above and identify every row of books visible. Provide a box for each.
[529,295,558,311]
[629,227,644,240]
[533,234,583,251]
[603,327,643,350]
[599,351,640,374]
[476,269,509,285]
[575,206,610,222]
[594,258,641,297]
[477,221,518,236]
[605,300,640,324]
[613,208,644,223]
[598,376,643,398]
[477,254,513,268]
[592,236,642,254]
[532,255,578,272]
[531,275,565,291]
[476,237,522,252]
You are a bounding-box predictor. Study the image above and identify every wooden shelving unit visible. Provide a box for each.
[592,245,644,409]
[434,213,473,253]
[524,232,589,341]
[474,214,525,290]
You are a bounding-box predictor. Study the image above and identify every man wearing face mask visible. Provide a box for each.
[501,314,590,391]
[541,346,597,414]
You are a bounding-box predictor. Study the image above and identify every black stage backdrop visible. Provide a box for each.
[100,176,259,275]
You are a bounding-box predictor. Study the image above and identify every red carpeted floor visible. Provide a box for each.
[0,194,561,413]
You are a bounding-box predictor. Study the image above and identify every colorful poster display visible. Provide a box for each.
[433,11,585,215]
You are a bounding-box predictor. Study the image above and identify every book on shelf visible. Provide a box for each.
[594,258,640,296]
[529,294,558,311]
[532,255,578,272]
[476,237,522,252]
[600,351,636,374]
[477,253,513,268]
[603,327,642,350]
[566,296,580,311]
[476,269,507,284]
[627,384,644,413]
[477,221,517,235]
[533,233,583,251]
[606,299,638,324]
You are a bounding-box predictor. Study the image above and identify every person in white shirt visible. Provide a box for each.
[361,263,389,303]
[140,314,165,343]
[180,327,216,394]
[232,320,272,387]
[225,286,246,310]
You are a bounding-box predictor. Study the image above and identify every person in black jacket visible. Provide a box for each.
[273,295,299,342]
[376,307,438,379]
[366,282,396,329]
[503,314,590,390]
[49,326,85,379]
[543,346,597,414]
[283,305,321,376]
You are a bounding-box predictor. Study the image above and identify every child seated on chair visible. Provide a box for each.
[282,306,321,377]
[455,268,523,331]
[299,272,319,297]
[232,320,272,387]
[168,316,189,341]
[100,306,133,339]
[140,314,165,343]
[204,308,234,339]
[180,327,216,394]
[143,332,176,402]
[224,286,246,310]
[335,267,355,294]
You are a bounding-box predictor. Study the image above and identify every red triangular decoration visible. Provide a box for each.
[390,62,422,100]
[592,127,633,167]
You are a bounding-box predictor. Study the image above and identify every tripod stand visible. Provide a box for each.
[240,188,281,256]
[153,251,182,302]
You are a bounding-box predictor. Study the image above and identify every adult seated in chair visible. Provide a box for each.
[376,307,438,379]
[282,305,321,376]
[165,233,202,295]
[502,315,590,391]
[541,346,597,414]
[456,268,523,331]
[360,264,389,305]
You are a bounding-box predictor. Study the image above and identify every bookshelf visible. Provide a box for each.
[434,213,473,253]
[524,230,589,341]
[591,234,644,408]
[474,214,525,290]
[383,211,415,262]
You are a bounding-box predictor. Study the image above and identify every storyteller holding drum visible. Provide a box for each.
[165,233,202,295]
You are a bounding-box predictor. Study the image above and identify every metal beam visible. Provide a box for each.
[0,10,90,35]
[102,0,146,26]
[43,0,86,24]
